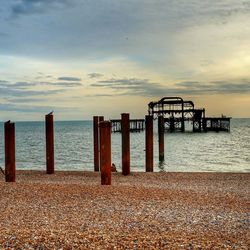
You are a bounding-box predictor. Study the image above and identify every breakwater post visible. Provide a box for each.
[93,116,104,171]
[145,115,153,172]
[121,113,130,175]
[158,115,165,161]
[4,121,16,182]
[99,121,111,185]
[45,112,54,174]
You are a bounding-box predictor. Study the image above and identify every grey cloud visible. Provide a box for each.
[1,80,82,90]
[0,102,73,113]
[0,80,9,84]
[57,76,81,82]
[88,73,104,79]
[0,103,54,113]
[90,77,250,97]
[0,86,64,98]
[50,81,82,87]
[11,0,71,17]
[6,97,45,103]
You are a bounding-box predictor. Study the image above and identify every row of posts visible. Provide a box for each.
[3,113,54,182]
[2,113,165,185]
[94,114,165,184]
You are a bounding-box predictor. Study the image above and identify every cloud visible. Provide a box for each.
[11,0,71,17]
[90,77,250,97]
[0,86,64,97]
[88,73,104,79]
[0,102,75,113]
[0,103,54,113]
[50,81,82,87]
[0,80,82,90]
[57,76,81,81]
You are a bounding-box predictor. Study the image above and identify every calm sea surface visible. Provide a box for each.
[0,119,249,172]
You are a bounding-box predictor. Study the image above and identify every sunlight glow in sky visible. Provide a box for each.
[0,0,250,120]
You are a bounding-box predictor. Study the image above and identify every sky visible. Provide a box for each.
[0,0,250,121]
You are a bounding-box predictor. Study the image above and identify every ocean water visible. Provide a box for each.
[0,119,249,172]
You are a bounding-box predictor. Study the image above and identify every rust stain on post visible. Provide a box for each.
[121,113,130,175]
[99,121,111,185]
[158,115,165,162]
[145,115,153,172]
[46,113,54,174]
[4,121,16,182]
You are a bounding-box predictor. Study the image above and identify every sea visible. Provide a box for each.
[0,118,249,172]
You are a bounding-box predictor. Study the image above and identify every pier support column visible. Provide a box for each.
[45,113,54,174]
[4,121,16,182]
[145,115,153,172]
[99,121,111,185]
[158,115,164,162]
[121,113,130,175]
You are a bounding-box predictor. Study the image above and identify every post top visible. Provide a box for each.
[46,111,53,116]
[99,121,111,128]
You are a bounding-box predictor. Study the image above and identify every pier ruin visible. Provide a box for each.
[149,97,231,132]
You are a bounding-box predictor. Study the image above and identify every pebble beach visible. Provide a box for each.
[0,171,249,249]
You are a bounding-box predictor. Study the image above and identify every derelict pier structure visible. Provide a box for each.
[148,97,230,132]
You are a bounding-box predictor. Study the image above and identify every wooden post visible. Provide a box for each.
[121,113,130,175]
[45,113,54,174]
[4,121,16,182]
[158,115,164,162]
[145,115,153,172]
[99,121,111,185]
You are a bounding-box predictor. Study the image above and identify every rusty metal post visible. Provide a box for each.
[121,113,130,175]
[4,121,16,182]
[93,116,104,172]
[93,116,99,171]
[158,115,164,162]
[99,121,111,185]
[145,115,153,172]
[45,113,54,174]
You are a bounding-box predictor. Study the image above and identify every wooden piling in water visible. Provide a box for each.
[121,113,130,175]
[158,115,164,162]
[4,121,16,182]
[45,113,54,174]
[99,121,111,185]
[145,115,153,172]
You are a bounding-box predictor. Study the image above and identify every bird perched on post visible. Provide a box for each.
[48,111,53,115]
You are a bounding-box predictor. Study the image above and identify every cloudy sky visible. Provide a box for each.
[0,0,250,120]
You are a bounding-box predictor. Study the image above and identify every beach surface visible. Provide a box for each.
[0,171,249,249]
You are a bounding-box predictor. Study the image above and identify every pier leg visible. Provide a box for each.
[4,121,16,182]
[45,113,54,174]
[158,116,164,162]
[145,115,153,172]
[121,113,130,175]
[99,121,111,185]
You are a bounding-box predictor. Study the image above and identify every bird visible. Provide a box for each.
[48,111,53,115]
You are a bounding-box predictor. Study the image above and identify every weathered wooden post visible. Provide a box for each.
[99,121,111,185]
[4,121,16,182]
[45,112,54,174]
[158,115,164,162]
[145,115,153,172]
[121,113,130,175]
